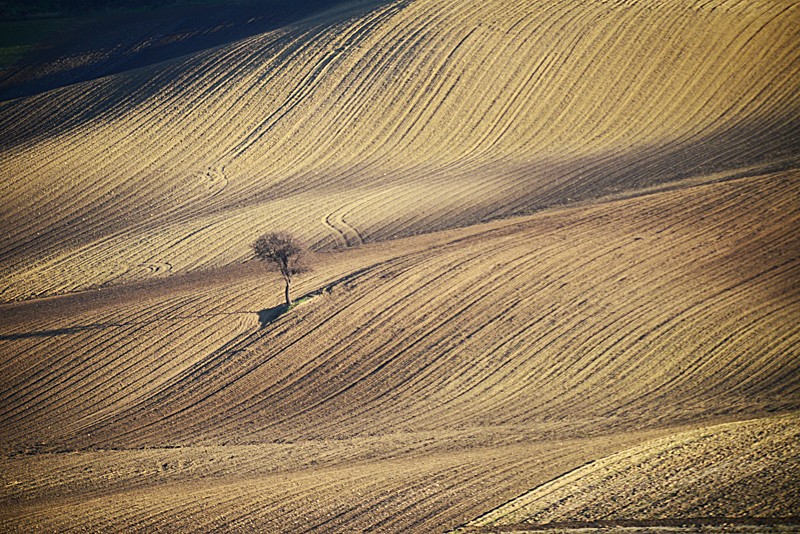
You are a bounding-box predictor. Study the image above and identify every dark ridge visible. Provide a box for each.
[2,1,240,19]
[0,0,371,101]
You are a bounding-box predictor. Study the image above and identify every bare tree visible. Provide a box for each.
[252,231,308,308]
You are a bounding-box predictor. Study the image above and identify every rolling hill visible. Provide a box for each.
[2,169,798,530]
[1,0,798,301]
[1,0,799,531]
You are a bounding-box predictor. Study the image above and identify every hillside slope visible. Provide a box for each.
[2,169,798,531]
[1,0,798,301]
[460,414,800,532]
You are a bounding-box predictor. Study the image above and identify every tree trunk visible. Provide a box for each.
[284,278,292,308]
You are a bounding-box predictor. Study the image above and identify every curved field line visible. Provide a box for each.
[1,0,798,300]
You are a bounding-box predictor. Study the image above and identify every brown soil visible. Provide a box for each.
[2,169,799,531]
[1,0,799,531]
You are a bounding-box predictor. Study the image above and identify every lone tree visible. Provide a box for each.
[252,231,308,308]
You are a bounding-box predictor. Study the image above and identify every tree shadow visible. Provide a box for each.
[0,309,286,339]
[257,304,288,328]
[0,310,263,340]
[0,325,104,340]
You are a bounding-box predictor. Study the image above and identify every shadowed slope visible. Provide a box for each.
[0,0,363,102]
[1,0,798,301]
[1,170,798,531]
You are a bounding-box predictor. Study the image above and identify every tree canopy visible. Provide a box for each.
[252,231,307,308]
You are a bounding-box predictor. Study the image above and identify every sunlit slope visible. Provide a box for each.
[1,169,798,531]
[1,0,799,300]
[1,170,798,532]
[462,414,800,532]
[1,170,797,450]
[1,432,671,532]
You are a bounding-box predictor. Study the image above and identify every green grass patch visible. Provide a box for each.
[258,294,316,328]
[288,295,314,310]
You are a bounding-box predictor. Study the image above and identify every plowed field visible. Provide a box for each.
[461,414,800,532]
[1,0,799,532]
[1,0,798,301]
[2,169,799,531]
